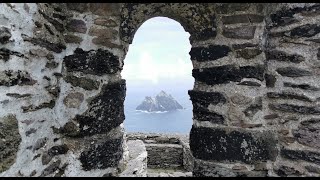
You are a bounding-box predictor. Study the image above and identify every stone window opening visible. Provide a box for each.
[121,16,194,177]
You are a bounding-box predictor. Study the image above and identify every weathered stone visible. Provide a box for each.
[265,74,276,88]
[30,170,37,176]
[0,70,37,87]
[41,153,53,165]
[190,27,217,43]
[222,14,264,24]
[280,116,299,124]
[279,136,296,145]
[266,50,305,63]
[64,34,83,44]
[30,49,48,57]
[119,140,147,177]
[0,27,11,44]
[236,48,262,59]
[94,18,117,27]
[59,121,80,137]
[264,114,279,120]
[45,61,59,69]
[80,138,123,171]
[305,38,320,43]
[281,148,320,165]
[63,48,121,75]
[0,48,25,62]
[254,162,268,171]
[269,13,297,28]
[278,129,290,135]
[67,3,88,13]
[38,10,64,32]
[146,143,183,169]
[232,43,258,50]
[222,26,256,39]
[21,119,34,126]
[22,34,66,53]
[34,21,42,28]
[33,137,48,152]
[43,76,51,81]
[120,3,217,43]
[267,92,313,102]
[237,81,261,87]
[192,65,264,85]
[44,23,54,35]
[230,94,252,105]
[317,48,320,60]
[52,13,66,21]
[275,165,304,177]
[284,82,319,91]
[63,92,84,108]
[288,24,320,38]
[189,91,226,124]
[6,93,31,98]
[189,45,231,62]
[190,126,278,164]
[0,115,21,173]
[63,75,100,91]
[48,144,69,156]
[47,86,60,98]
[188,90,226,107]
[268,5,320,28]
[88,26,118,39]
[89,3,120,16]
[292,118,320,148]
[92,37,123,48]
[243,98,262,118]
[232,165,248,171]
[193,159,267,177]
[40,159,61,177]
[193,110,225,124]
[46,53,54,60]
[66,19,87,33]
[305,165,320,174]
[269,103,320,115]
[216,3,250,14]
[73,80,126,136]
[21,100,55,113]
[276,67,312,77]
[25,128,37,136]
[54,163,68,177]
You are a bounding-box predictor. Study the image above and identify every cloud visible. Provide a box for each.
[122,51,193,84]
[121,17,193,84]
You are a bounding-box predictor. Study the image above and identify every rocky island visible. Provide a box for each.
[136,91,183,112]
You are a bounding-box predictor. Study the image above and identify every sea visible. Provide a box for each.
[123,80,193,134]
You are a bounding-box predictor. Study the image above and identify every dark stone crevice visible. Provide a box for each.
[192,65,265,85]
[63,48,121,76]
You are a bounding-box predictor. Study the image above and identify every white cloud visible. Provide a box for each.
[121,17,193,85]
[122,51,192,84]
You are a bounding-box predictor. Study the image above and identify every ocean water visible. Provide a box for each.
[123,82,193,134]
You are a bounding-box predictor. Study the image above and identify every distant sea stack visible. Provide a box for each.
[136,90,183,112]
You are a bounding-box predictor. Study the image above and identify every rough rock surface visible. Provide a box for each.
[1,3,320,177]
[136,91,183,112]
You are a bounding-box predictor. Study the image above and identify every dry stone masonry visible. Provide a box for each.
[0,3,319,177]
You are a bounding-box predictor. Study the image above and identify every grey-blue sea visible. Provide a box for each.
[123,81,193,134]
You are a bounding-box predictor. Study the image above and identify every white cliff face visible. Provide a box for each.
[136,91,183,112]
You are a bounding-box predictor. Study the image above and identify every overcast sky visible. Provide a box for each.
[121,17,193,87]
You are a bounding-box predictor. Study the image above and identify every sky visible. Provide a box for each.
[121,17,193,89]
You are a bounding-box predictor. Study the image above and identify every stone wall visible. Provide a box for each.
[126,133,193,170]
[0,3,319,177]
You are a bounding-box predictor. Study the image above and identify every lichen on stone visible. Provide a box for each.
[0,114,21,173]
